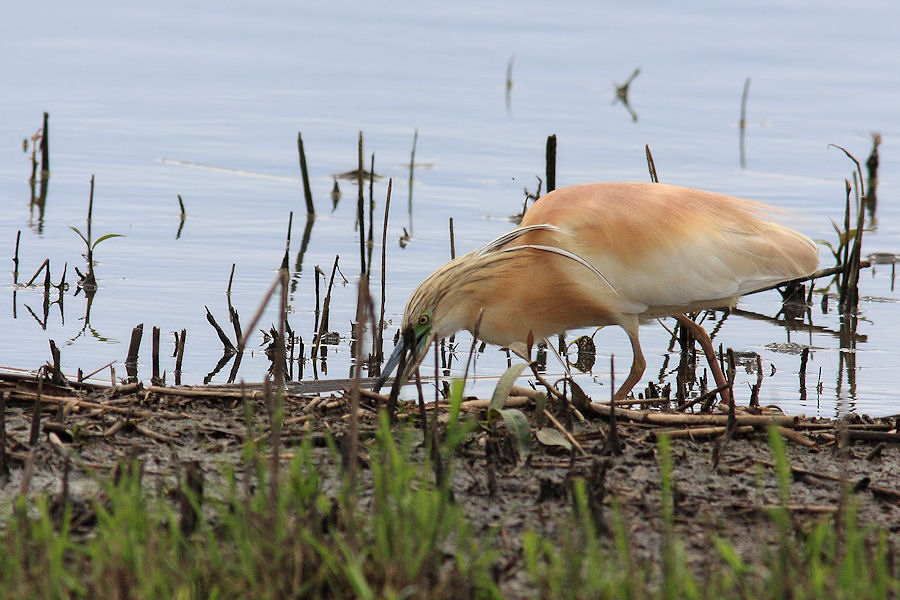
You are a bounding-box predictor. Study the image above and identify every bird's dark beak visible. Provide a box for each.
[373,326,433,396]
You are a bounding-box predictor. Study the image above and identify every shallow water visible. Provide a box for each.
[1,0,899,416]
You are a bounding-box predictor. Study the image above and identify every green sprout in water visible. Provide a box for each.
[70,175,123,293]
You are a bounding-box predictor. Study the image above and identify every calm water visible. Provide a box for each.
[1,0,898,416]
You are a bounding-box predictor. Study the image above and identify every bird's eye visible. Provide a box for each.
[417,313,431,327]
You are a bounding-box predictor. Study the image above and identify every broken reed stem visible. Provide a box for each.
[40,112,50,176]
[543,409,587,457]
[175,329,186,386]
[26,258,50,286]
[227,263,236,297]
[227,265,242,347]
[348,275,370,487]
[81,360,116,382]
[367,153,375,244]
[645,144,659,183]
[177,194,186,219]
[357,131,366,276]
[126,324,143,367]
[152,326,161,384]
[545,134,557,193]
[449,217,456,259]
[749,353,763,408]
[297,132,315,216]
[237,273,283,353]
[281,211,293,272]
[378,179,393,364]
[87,174,94,253]
[312,255,341,365]
[462,309,484,385]
[275,269,288,392]
[843,179,852,279]
[799,347,809,400]
[313,266,323,334]
[205,307,236,353]
[13,230,21,284]
[414,369,428,443]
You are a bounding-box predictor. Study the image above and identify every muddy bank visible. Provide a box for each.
[2,371,899,596]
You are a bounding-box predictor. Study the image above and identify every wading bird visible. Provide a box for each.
[376,182,818,402]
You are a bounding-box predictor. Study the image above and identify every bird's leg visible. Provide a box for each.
[674,314,732,406]
[615,316,646,400]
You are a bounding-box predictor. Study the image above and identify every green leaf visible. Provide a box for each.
[490,408,532,453]
[92,233,125,249]
[535,427,572,451]
[488,362,529,413]
[448,379,465,429]
[69,226,89,245]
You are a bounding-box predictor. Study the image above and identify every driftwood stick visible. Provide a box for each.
[589,403,798,427]
[543,408,587,457]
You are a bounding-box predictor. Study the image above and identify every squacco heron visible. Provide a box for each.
[375,182,819,401]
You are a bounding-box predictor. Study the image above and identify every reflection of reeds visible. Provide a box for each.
[357,132,366,275]
[739,77,750,168]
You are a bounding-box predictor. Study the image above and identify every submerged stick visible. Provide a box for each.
[739,77,750,169]
[297,132,315,216]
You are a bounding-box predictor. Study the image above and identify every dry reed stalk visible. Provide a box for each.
[545,134,557,193]
[645,144,658,183]
[377,179,393,365]
[297,132,315,216]
[357,132,366,275]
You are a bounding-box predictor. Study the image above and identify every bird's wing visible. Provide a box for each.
[586,223,817,312]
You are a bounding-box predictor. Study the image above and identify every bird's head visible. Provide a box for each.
[374,253,484,396]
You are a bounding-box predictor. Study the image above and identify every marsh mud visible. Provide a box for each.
[2,371,900,597]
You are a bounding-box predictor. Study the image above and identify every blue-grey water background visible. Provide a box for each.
[1,0,898,416]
